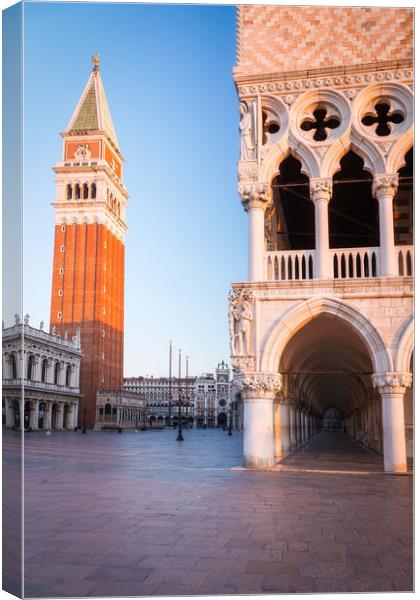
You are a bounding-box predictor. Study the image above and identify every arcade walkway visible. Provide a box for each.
[279,430,384,473]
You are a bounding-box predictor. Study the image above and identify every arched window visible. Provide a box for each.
[27,355,35,380]
[10,354,17,379]
[75,184,81,200]
[330,151,378,249]
[83,183,89,199]
[91,183,96,199]
[66,365,72,387]
[41,359,48,383]
[54,362,60,385]
[394,148,413,246]
[66,184,72,200]
[269,155,314,251]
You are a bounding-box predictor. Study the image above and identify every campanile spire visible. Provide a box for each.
[50,59,128,428]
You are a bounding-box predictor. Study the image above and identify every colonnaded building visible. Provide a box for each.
[2,315,81,430]
[230,6,413,473]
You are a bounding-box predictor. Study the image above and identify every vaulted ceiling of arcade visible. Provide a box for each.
[280,314,373,418]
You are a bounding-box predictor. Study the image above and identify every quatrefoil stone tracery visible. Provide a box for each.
[361,102,404,137]
[300,108,340,141]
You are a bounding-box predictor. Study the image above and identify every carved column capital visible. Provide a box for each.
[372,371,412,395]
[372,174,399,199]
[233,372,282,400]
[231,356,255,374]
[309,178,332,202]
[238,182,272,211]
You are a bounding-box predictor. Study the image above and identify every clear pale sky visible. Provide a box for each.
[20,1,245,377]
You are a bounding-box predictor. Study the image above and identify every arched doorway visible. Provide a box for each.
[24,402,32,430]
[13,400,21,429]
[51,404,59,429]
[217,412,227,427]
[63,404,71,429]
[322,408,344,431]
[104,403,112,422]
[279,313,379,455]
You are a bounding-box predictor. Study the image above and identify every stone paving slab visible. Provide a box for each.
[2,427,412,596]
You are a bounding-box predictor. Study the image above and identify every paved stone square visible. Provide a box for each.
[9,427,412,596]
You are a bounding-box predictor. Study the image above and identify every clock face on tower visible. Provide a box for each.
[219,399,227,407]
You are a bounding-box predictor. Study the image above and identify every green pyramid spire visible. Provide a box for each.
[66,60,118,148]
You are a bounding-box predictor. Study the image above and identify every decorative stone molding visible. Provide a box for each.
[309,177,332,202]
[238,182,272,211]
[236,65,413,100]
[372,372,412,395]
[231,356,255,373]
[372,174,399,199]
[238,160,258,183]
[234,372,282,400]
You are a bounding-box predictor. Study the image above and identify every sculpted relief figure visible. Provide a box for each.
[239,102,255,161]
[74,143,91,160]
[229,290,254,356]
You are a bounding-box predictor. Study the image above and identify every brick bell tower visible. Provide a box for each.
[50,56,128,428]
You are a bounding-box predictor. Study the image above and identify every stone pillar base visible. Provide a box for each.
[244,455,275,469]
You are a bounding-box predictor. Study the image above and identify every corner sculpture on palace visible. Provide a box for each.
[229,288,254,359]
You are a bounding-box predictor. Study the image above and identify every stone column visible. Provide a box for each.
[372,372,412,473]
[68,365,75,388]
[29,400,39,430]
[17,350,24,380]
[289,402,297,449]
[74,363,81,389]
[304,411,310,441]
[281,400,291,454]
[373,175,398,277]
[296,407,302,445]
[74,402,79,428]
[33,356,41,382]
[44,402,52,430]
[3,354,10,379]
[5,400,15,427]
[239,183,272,282]
[58,362,66,386]
[55,405,64,430]
[310,178,332,279]
[273,398,282,460]
[300,409,306,443]
[235,372,282,469]
[47,358,54,384]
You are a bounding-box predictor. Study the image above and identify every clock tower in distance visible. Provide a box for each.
[50,57,128,428]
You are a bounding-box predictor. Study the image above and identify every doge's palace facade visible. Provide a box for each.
[230,6,413,473]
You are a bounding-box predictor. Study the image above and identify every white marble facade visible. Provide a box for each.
[2,315,82,431]
[231,65,413,473]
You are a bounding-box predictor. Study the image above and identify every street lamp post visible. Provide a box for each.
[168,340,173,428]
[227,405,233,436]
[176,348,184,442]
[185,355,190,428]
